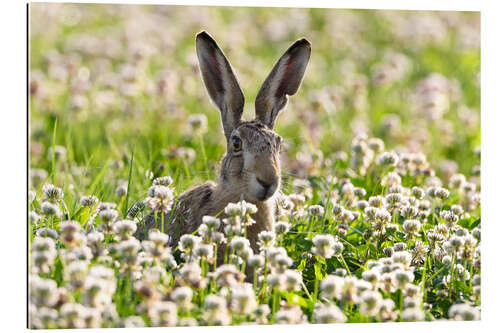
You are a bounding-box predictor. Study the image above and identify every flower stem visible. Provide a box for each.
[339,254,352,276]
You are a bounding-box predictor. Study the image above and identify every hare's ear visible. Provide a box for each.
[196,31,244,140]
[255,38,311,129]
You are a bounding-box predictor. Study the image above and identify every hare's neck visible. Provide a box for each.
[253,200,275,232]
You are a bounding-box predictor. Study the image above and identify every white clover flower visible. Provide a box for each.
[99,208,118,224]
[248,254,265,268]
[80,195,99,207]
[393,269,414,290]
[270,252,293,274]
[66,260,88,290]
[267,273,285,289]
[179,234,201,253]
[312,234,342,259]
[275,221,291,235]
[230,236,250,253]
[179,262,203,287]
[204,294,227,311]
[377,151,399,167]
[116,238,141,266]
[149,230,170,246]
[241,200,258,215]
[411,186,425,199]
[253,304,270,324]
[204,295,230,325]
[42,183,64,202]
[359,290,382,317]
[224,202,243,216]
[401,307,425,321]
[171,286,193,309]
[30,276,59,307]
[32,236,56,253]
[47,146,67,161]
[369,195,385,207]
[320,275,344,299]
[193,243,214,260]
[41,201,61,217]
[230,283,257,315]
[446,235,465,254]
[283,269,303,292]
[112,219,137,240]
[124,316,145,328]
[257,231,276,249]
[202,215,220,229]
[153,176,173,186]
[115,183,128,197]
[146,185,174,211]
[188,113,208,133]
[275,305,308,324]
[148,301,178,327]
[59,302,87,329]
[29,211,42,226]
[32,306,58,329]
[452,298,479,315]
[362,269,380,286]
[288,193,306,206]
[403,219,421,238]
[308,204,325,216]
[391,250,412,268]
[314,303,347,323]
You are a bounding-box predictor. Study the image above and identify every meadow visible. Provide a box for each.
[29,3,481,328]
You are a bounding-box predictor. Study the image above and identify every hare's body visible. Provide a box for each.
[139,179,275,253]
[136,31,310,252]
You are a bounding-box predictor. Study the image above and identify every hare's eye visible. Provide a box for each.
[232,137,242,152]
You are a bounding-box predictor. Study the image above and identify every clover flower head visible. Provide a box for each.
[148,301,178,327]
[152,176,173,186]
[411,186,425,199]
[275,220,291,235]
[193,243,214,260]
[359,290,382,316]
[41,201,61,217]
[99,209,118,223]
[202,215,221,229]
[214,264,244,287]
[308,204,325,216]
[171,286,193,308]
[187,113,208,133]
[368,195,385,207]
[320,275,344,299]
[230,283,257,315]
[257,231,276,249]
[179,235,201,252]
[368,137,385,152]
[401,307,425,321]
[42,183,64,202]
[80,195,99,207]
[314,303,347,323]
[248,254,265,267]
[377,151,399,166]
[112,219,137,240]
[448,303,480,321]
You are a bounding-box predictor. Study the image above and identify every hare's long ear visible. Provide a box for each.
[196,31,244,140]
[255,38,311,129]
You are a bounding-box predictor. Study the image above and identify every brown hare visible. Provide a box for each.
[138,31,311,253]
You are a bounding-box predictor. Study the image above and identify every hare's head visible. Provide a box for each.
[196,31,311,203]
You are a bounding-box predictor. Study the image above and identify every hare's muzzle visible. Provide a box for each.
[255,177,278,201]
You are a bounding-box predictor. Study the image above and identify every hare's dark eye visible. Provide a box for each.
[232,137,242,152]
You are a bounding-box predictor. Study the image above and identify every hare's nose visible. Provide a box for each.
[257,178,273,191]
